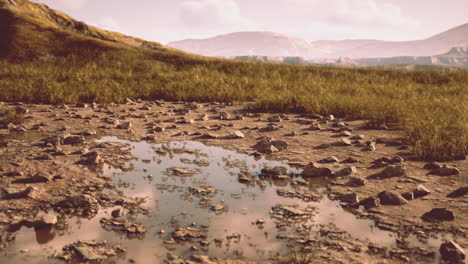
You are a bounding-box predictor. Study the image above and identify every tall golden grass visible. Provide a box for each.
[0,50,466,160]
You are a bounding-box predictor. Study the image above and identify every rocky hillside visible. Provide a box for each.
[168,23,468,60]
[354,46,468,67]
[0,0,173,60]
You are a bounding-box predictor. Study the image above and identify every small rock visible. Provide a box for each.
[360,197,381,209]
[363,141,376,151]
[337,137,352,146]
[421,208,455,222]
[111,208,125,218]
[430,165,460,176]
[423,162,442,170]
[381,165,407,178]
[318,156,339,163]
[340,131,352,137]
[339,192,359,205]
[378,191,408,205]
[439,240,465,263]
[335,166,357,176]
[342,157,358,163]
[117,122,132,130]
[228,131,244,139]
[413,185,431,199]
[347,177,365,187]
[447,187,468,198]
[64,135,85,145]
[36,213,58,226]
[401,192,414,201]
[301,162,333,178]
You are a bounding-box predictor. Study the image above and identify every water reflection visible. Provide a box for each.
[0,137,455,264]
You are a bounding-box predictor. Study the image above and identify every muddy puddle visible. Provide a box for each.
[0,137,458,263]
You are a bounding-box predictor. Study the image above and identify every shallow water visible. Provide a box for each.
[0,137,458,263]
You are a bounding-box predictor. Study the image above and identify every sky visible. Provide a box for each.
[31,0,468,45]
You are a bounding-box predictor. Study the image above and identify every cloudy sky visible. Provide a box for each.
[32,0,467,44]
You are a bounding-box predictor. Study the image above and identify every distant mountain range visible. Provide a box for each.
[168,23,468,65]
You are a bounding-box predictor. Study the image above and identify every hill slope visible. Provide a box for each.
[168,24,468,59]
[0,0,170,60]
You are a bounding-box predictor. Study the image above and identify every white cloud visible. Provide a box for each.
[248,0,420,41]
[34,0,88,10]
[89,17,121,32]
[325,0,419,28]
[178,0,253,35]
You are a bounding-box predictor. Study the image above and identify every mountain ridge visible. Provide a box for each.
[168,23,468,59]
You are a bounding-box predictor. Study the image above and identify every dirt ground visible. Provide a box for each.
[0,100,466,264]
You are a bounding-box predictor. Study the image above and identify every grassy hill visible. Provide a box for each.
[0,0,466,161]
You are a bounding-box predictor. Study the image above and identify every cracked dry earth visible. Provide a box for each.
[0,100,466,264]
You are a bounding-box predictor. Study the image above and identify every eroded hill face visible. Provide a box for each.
[0,0,167,60]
